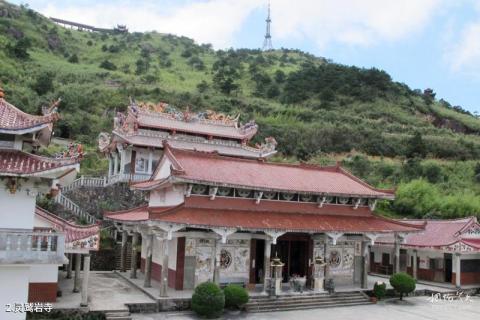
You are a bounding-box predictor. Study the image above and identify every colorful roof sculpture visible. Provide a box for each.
[133,145,394,199]
[0,149,80,177]
[35,206,100,253]
[376,217,480,252]
[105,196,423,234]
[0,93,59,134]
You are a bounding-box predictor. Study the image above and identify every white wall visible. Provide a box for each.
[29,265,58,283]
[152,237,178,270]
[0,266,30,320]
[149,187,185,207]
[0,187,36,229]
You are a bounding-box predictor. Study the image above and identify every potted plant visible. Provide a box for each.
[224,284,249,315]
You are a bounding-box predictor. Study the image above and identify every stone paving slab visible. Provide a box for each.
[54,271,155,311]
[131,296,480,320]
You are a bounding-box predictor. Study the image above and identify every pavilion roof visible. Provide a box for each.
[131,106,258,141]
[375,217,480,249]
[0,149,80,177]
[136,145,394,198]
[0,98,58,134]
[104,196,422,234]
[110,130,275,158]
[35,206,100,252]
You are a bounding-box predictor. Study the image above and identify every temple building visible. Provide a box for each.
[105,143,423,298]
[98,101,277,184]
[0,89,97,320]
[371,217,480,288]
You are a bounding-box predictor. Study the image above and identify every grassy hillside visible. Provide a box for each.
[1,1,480,219]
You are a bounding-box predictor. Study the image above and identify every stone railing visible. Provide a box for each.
[61,176,106,192]
[55,193,97,224]
[105,173,150,186]
[0,229,66,264]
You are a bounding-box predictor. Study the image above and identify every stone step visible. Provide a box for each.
[248,297,368,306]
[246,301,372,313]
[105,310,132,320]
[250,291,365,301]
[250,293,366,303]
[246,298,369,309]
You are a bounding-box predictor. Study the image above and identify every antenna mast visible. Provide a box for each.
[262,1,273,51]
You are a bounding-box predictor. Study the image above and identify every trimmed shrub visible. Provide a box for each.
[373,281,387,300]
[389,272,416,300]
[191,282,225,318]
[224,284,249,310]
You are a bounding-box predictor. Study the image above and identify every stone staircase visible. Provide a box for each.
[245,291,372,313]
[104,310,132,320]
[115,242,133,270]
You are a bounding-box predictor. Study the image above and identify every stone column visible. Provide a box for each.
[73,253,81,292]
[66,253,73,279]
[144,234,153,288]
[113,153,119,175]
[412,250,418,280]
[148,149,153,174]
[213,239,220,285]
[455,253,461,288]
[324,239,329,280]
[361,241,369,289]
[108,156,113,177]
[393,233,400,274]
[263,239,272,294]
[130,232,139,279]
[160,239,169,297]
[120,230,127,273]
[80,254,91,307]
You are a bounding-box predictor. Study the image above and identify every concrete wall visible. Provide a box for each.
[0,187,36,229]
[149,186,185,207]
[0,266,30,320]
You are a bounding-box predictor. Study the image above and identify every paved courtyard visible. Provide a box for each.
[132,295,480,320]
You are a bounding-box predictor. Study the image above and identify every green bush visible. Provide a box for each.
[191,282,225,318]
[389,272,416,300]
[373,281,387,300]
[224,284,249,310]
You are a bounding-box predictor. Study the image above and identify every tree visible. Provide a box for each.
[99,60,117,70]
[393,179,439,218]
[389,272,415,300]
[68,53,79,63]
[197,80,209,93]
[32,71,54,95]
[8,38,31,59]
[406,132,426,159]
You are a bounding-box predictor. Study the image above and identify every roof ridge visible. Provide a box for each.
[0,148,80,164]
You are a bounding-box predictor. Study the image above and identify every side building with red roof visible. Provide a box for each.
[98,101,277,184]
[105,143,423,297]
[371,217,480,288]
[0,88,97,320]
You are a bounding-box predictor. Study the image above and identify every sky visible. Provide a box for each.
[11,0,480,113]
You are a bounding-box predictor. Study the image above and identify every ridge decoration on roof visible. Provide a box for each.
[35,206,100,252]
[375,217,480,252]
[0,149,80,177]
[111,101,259,140]
[133,144,395,199]
[0,92,60,134]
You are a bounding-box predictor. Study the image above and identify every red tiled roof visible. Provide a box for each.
[136,111,257,140]
[0,98,58,132]
[105,198,422,233]
[462,239,480,249]
[0,149,79,176]
[104,205,150,222]
[35,206,100,251]
[376,217,478,247]
[160,146,394,198]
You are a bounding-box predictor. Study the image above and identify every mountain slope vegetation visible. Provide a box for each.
[1,1,480,219]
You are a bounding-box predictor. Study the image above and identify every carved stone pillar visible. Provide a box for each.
[262,239,272,294]
[455,253,461,288]
[120,230,127,273]
[213,239,220,285]
[130,232,139,279]
[80,254,91,307]
[412,250,418,280]
[66,253,73,279]
[144,234,153,288]
[73,253,81,293]
[160,239,169,297]
[393,233,400,274]
[361,241,369,289]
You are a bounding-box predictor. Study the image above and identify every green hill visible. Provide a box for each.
[1,1,480,219]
